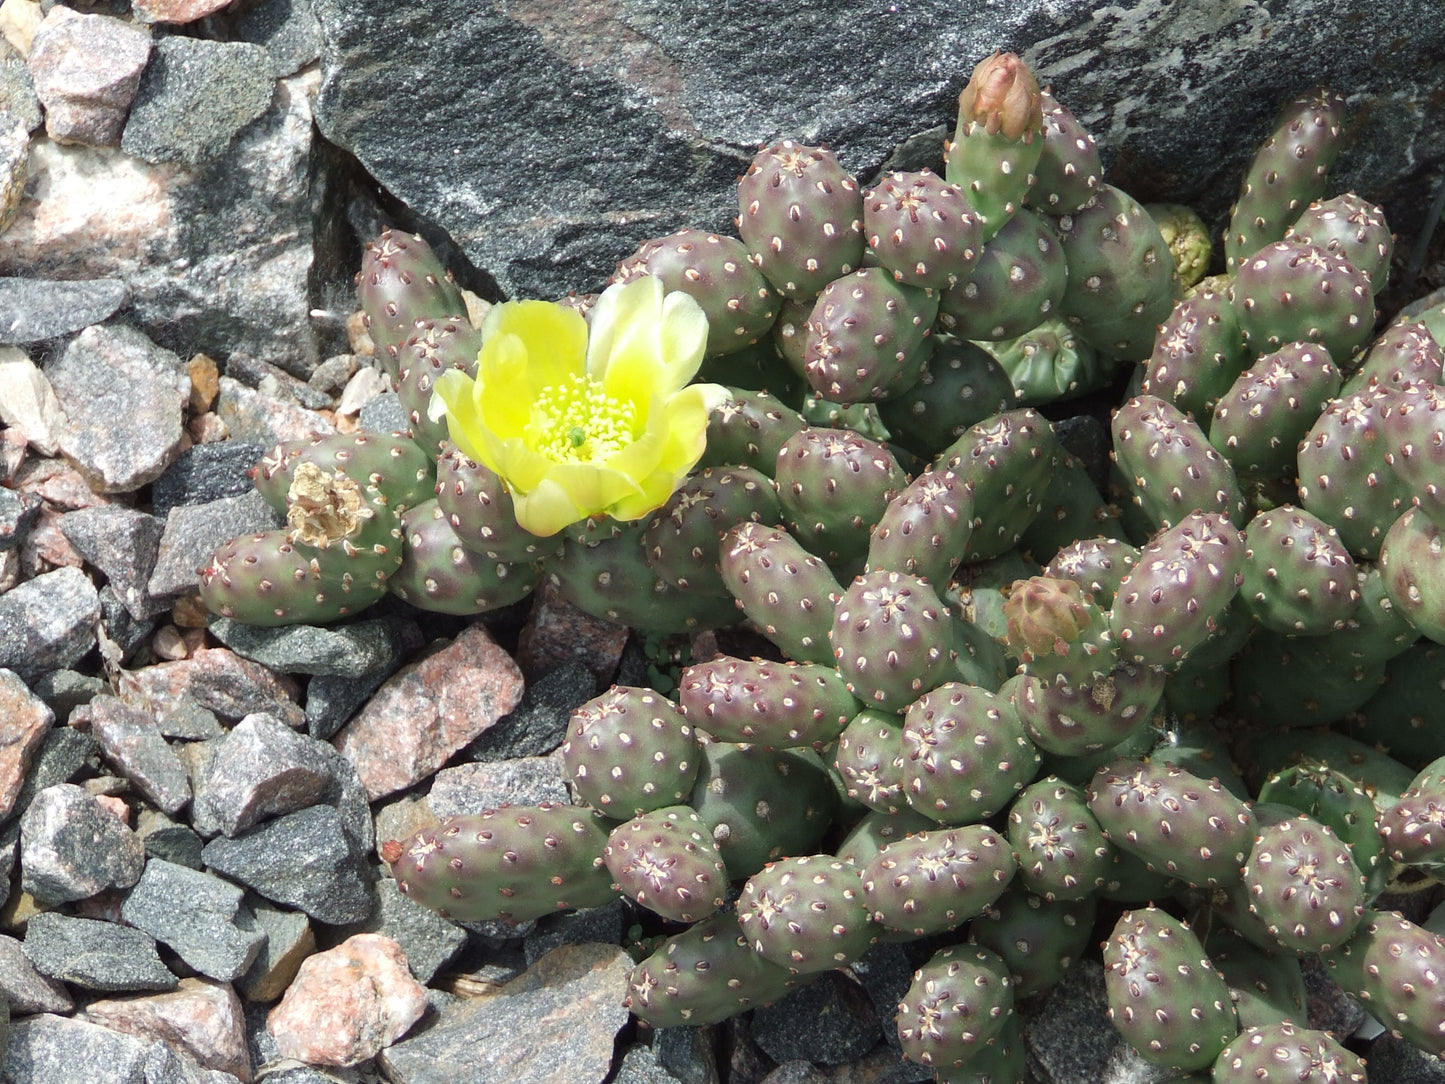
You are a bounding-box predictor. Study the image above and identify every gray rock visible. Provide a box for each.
[380,942,633,1084]
[195,712,337,837]
[611,1044,691,1084]
[313,0,1445,300]
[120,858,266,982]
[212,375,336,445]
[523,899,628,967]
[122,37,275,168]
[146,490,283,602]
[7,726,101,823]
[467,660,592,761]
[149,441,267,523]
[225,351,334,411]
[26,6,151,147]
[234,897,312,1001]
[0,278,127,345]
[0,40,42,134]
[1365,1035,1445,1083]
[207,615,409,678]
[0,484,40,549]
[136,808,204,869]
[0,932,73,1014]
[1025,959,1171,1084]
[22,912,177,992]
[225,0,323,78]
[427,756,568,819]
[200,804,375,924]
[350,877,466,985]
[357,390,409,436]
[750,971,882,1065]
[58,504,165,620]
[5,1013,153,1082]
[19,782,146,904]
[98,583,158,665]
[0,566,101,681]
[0,71,337,375]
[30,668,105,724]
[0,108,25,235]
[45,323,189,494]
[80,695,193,815]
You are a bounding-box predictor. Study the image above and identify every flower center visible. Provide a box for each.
[532,373,635,463]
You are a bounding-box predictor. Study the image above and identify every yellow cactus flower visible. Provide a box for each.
[430,275,727,538]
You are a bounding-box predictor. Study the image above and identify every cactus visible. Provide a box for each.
[877,338,1017,459]
[943,408,1062,562]
[774,425,907,568]
[936,208,1067,341]
[1027,88,1102,214]
[1140,285,1251,424]
[1209,342,1342,484]
[833,708,910,814]
[1102,906,1238,1072]
[388,499,541,615]
[896,945,1015,1070]
[968,882,1098,997]
[381,804,617,923]
[641,465,781,596]
[1237,505,1358,636]
[945,51,1044,241]
[863,168,984,290]
[801,267,938,402]
[976,317,1118,407]
[831,569,957,712]
[1006,776,1111,901]
[1324,909,1445,1056]
[1111,395,1246,531]
[1212,1022,1366,1083]
[859,824,1016,937]
[1284,191,1393,293]
[865,464,973,587]
[604,805,727,923]
[1239,813,1366,954]
[561,685,701,817]
[1231,240,1374,365]
[356,227,470,380]
[676,656,859,748]
[736,854,874,972]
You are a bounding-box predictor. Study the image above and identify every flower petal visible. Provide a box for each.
[590,278,708,404]
[482,299,588,395]
[431,370,497,470]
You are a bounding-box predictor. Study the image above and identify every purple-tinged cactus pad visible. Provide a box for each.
[737,854,874,973]
[1241,814,1366,954]
[896,945,1014,1069]
[562,686,700,817]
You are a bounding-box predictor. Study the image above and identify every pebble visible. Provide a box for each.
[426,755,569,819]
[122,38,276,169]
[200,803,374,924]
[224,0,322,78]
[207,614,412,678]
[46,323,190,494]
[4,1012,236,1083]
[19,781,145,903]
[0,40,41,132]
[146,489,284,603]
[266,932,429,1068]
[334,622,525,801]
[357,390,408,435]
[235,898,313,1002]
[25,5,151,146]
[78,694,193,814]
[0,564,100,679]
[195,712,337,837]
[466,658,593,761]
[149,440,266,522]
[0,483,40,548]
[57,503,165,620]
[136,808,204,868]
[0,107,26,234]
[120,858,266,982]
[751,971,883,1066]
[379,942,633,1084]
[226,351,335,412]
[1024,960,1163,1084]
[123,645,304,729]
[83,976,252,1082]
[0,667,52,817]
[132,0,235,25]
[0,276,127,345]
[0,930,73,1013]
[0,346,63,454]
[22,911,177,992]
[213,375,335,447]
[515,579,627,688]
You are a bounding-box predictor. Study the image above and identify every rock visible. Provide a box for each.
[26,5,150,146]
[222,0,322,79]
[0,931,73,1013]
[0,484,40,549]
[1365,1035,1445,1084]
[426,756,568,819]
[149,441,266,522]
[466,659,592,762]
[194,712,337,837]
[46,323,189,494]
[122,646,303,728]
[234,898,313,1002]
[0,565,101,681]
[120,859,265,983]
[266,932,429,1068]
[522,900,628,967]
[0,346,63,454]
[122,38,275,168]
[82,977,252,1082]
[349,877,467,985]
[515,581,626,689]
[77,695,192,814]
[56,504,165,620]
[750,972,882,1065]
[0,667,53,818]
[7,725,100,822]
[146,490,284,603]
[19,782,145,904]
[0,70,334,374]
[0,277,127,345]
[136,809,204,869]
[132,0,235,25]
[199,803,374,924]
[1025,960,1168,1084]
[213,374,336,444]
[334,622,525,800]
[2,1013,224,1082]
[356,389,408,435]
[0,107,25,233]
[313,0,1445,300]
[207,615,411,678]
[0,39,41,132]
[21,911,177,992]
[380,942,633,1084]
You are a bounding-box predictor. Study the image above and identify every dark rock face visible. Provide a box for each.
[312,0,1445,300]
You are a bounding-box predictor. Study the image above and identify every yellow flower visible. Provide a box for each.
[430,276,727,537]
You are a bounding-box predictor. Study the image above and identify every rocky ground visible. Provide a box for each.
[2,1,1445,1083]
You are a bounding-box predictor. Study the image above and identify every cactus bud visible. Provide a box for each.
[958,52,1043,142]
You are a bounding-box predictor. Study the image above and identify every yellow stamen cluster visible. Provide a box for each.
[530,373,636,464]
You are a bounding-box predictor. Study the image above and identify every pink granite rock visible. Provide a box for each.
[334,623,524,800]
[124,646,304,729]
[267,933,428,1068]
[26,7,151,146]
[132,0,234,24]
[83,977,251,1082]
[0,669,52,817]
